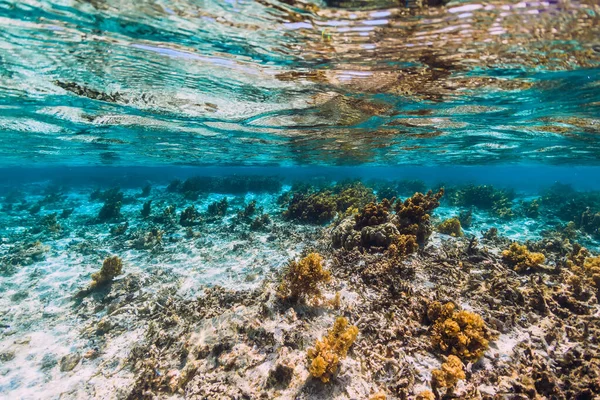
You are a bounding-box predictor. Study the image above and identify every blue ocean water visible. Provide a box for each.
[1,0,600,398]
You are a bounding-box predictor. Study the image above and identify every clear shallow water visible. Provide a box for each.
[0,0,599,166]
[1,0,600,399]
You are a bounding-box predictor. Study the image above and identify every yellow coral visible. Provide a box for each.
[90,256,123,288]
[415,391,435,400]
[501,243,545,272]
[307,317,359,383]
[387,234,419,260]
[429,302,492,361]
[584,256,600,288]
[431,355,466,392]
[437,217,464,237]
[369,391,386,400]
[277,253,331,302]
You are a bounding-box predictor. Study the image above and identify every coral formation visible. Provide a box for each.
[141,200,152,218]
[431,355,465,394]
[284,181,376,224]
[90,256,123,289]
[307,316,359,383]
[436,217,463,237]
[354,199,393,229]
[428,302,493,360]
[395,188,444,244]
[179,205,200,227]
[502,242,546,272]
[277,253,331,303]
[207,198,228,217]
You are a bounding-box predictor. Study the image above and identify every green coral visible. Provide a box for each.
[307,316,358,383]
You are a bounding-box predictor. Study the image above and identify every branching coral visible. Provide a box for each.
[395,188,444,244]
[437,217,463,237]
[91,256,123,289]
[277,253,331,302]
[431,355,466,394]
[428,302,493,360]
[502,243,546,272]
[307,316,358,383]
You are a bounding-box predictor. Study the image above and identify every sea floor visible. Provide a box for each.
[0,175,599,399]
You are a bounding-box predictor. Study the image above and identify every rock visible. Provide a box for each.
[60,352,81,372]
[360,222,400,249]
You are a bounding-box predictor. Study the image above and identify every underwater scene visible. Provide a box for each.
[1,0,600,399]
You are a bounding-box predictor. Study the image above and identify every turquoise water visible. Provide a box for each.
[0,0,599,166]
[1,0,600,399]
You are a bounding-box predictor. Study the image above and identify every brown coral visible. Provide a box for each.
[387,234,419,260]
[431,355,466,393]
[307,316,359,383]
[395,189,444,244]
[354,199,393,229]
[429,302,493,361]
[91,256,123,288]
[502,242,546,273]
[277,253,331,303]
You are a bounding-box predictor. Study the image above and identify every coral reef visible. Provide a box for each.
[179,205,200,227]
[306,316,359,383]
[90,256,123,289]
[428,302,493,360]
[277,253,331,303]
[395,188,444,244]
[502,242,546,272]
[284,191,337,223]
[436,217,463,237]
[207,198,228,217]
[284,181,376,224]
[431,355,465,395]
[354,199,393,229]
